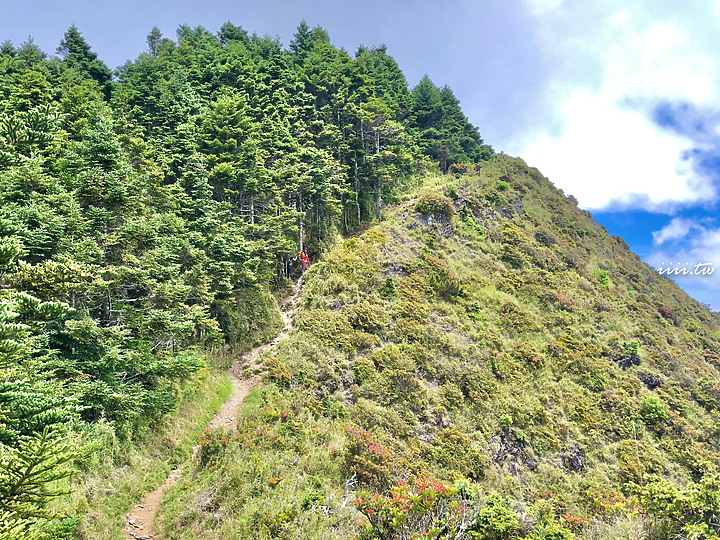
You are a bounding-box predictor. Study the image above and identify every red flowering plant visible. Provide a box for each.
[354,480,494,539]
[344,426,404,490]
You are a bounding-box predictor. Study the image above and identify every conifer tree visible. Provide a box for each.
[56,26,112,95]
[146,26,163,56]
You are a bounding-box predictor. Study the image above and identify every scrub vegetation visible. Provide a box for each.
[164,159,720,539]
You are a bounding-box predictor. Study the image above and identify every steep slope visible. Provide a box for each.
[0,22,492,536]
[159,154,720,539]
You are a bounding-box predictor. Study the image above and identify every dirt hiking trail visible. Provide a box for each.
[122,285,302,540]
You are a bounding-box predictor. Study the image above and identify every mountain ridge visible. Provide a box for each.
[155,155,720,539]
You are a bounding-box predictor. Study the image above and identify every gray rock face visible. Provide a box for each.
[563,445,586,472]
[613,354,640,369]
[637,372,662,390]
[419,213,453,237]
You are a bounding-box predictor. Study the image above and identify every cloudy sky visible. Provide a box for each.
[2,0,718,309]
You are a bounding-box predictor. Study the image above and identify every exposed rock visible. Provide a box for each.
[418,213,453,237]
[490,429,531,476]
[496,195,524,219]
[562,445,585,472]
[513,195,524,214]
[613,354,640,369]
[637,372,662,390]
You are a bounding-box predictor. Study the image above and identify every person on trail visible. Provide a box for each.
[292,249,311,274]
[299,249,310,273]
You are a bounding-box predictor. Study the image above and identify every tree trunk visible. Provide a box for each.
[354,158,361,224]
[297,195,304,252]
[376,178,382,219]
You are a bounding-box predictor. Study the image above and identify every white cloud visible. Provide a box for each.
[515,1,720,211]
[526,0,564,16]
[652,218,703,245]
[522,89,705,210]
[648,223,720,309]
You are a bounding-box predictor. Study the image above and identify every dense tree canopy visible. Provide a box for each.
[0,21,492,536]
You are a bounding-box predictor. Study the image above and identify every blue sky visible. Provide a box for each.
[1,0,718,309]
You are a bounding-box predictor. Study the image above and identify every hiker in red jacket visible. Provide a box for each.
[293,249,311,274]
[299,249,311,273]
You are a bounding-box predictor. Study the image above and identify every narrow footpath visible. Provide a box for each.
[122,285,302,540]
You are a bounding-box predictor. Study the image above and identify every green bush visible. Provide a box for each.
[370,344,415,372]
[617,438,664,484]
[472,492,520,539]
[423,255,466,299]
[415,189,455,218]
[640,395,668,425]
[431,428,487,479]
[592,267,610,286]
[528,522,573,540]
[623,340,639,357]
[352,356,377,384]
[397,273,434,303]
[300,489,325,510]
[349,299,390,334]
[379,276,397,298]
[638,473,720,539]
[297,308,356,351]
[352,398,413,438]
[199,427,236,466]
[442,383,464,410]
[264,356,291,387]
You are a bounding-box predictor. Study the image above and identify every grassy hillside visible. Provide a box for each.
[0,22,492,536]
[161,154,720,539]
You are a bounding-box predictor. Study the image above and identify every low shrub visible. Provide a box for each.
[353,356,377,384]
[349,299,390,334]
[199,427,237,466]
[592,268,610,286]
[415,190,455,218]
[264,356,291,387]
[639,395,668,425]
[431,428,488,479]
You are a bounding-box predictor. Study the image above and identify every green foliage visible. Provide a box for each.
[356,481,486,539]
[350,300,390,334]
[430,428,487,479]
[379,277,397,299]
[592,267,610,286]
[472,493,520,539]
[496,180,510,192]
[617,438,664,484]
[639,395,668,425]
[0,427,75,536]
[352,357,377,385]
[410,75,492,171]
[622,340,639,357]
[264,356,291,387]
[638,473,720,539]
[344,426,400,490]
[422,255,465,299]
[297,309,357,351]
[415,190,455,218]
[198,427,236,466]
